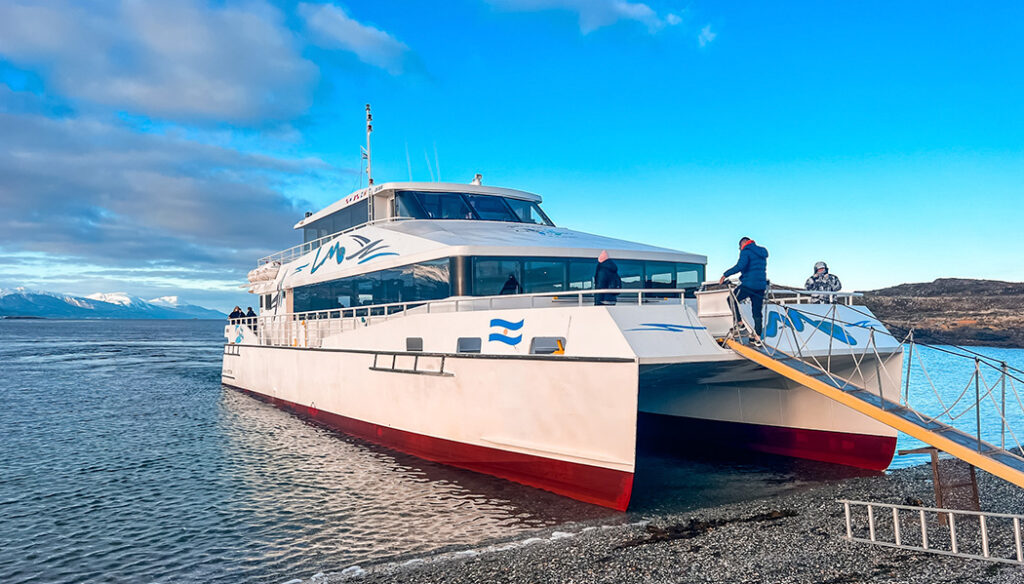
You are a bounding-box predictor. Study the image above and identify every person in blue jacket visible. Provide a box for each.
[719,237,769,339]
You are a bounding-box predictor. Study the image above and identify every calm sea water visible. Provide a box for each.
[1,320,1021,583]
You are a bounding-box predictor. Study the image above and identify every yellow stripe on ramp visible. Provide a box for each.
[727,339,1024,490]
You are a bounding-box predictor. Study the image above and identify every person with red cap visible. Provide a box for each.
[719,237,769,339]
[594,250,621,306]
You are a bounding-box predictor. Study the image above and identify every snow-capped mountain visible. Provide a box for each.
[0,288,226,319]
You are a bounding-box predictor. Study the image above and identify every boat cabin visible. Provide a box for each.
[256,182,706,315]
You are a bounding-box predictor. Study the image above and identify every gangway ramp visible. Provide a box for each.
[726,339,1024,490]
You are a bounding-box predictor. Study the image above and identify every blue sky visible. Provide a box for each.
[0,0,1021,310]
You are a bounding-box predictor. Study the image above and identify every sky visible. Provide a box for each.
[0,0,1021,310]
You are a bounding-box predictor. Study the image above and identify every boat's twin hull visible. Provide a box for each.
[223,341,899,510]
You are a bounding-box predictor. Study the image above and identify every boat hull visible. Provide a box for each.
[222,343,640,510]
[226,383,635,509]
[637,411,896,470]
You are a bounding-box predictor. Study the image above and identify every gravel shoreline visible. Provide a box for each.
[309,464,1024,584]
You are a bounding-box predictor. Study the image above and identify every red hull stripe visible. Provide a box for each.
[639,412,897,471]
[228,385,635,510]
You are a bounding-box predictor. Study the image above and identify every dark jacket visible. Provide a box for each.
[245,309,256,318]
[228,309,245,320]
[723,242,769,290]
[595,259,622,290]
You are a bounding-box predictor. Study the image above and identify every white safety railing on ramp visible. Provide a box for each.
[840,499,1024,565]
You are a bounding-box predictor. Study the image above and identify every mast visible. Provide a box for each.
[363,104,373,186]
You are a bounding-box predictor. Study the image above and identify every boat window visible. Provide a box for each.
[615,260,644,289]
[457,337,481,353]
[303,200,369,243]
[463,194,517,222]
[645,262,676,288]
[406,337,423,352]
[523,260,565,293]
[677,263,704,288]
[292,258,451,313]
[504,198,552,225]
[399,191,476,220]
[530,337,566,355]
[473,258,522,296]
[393,191,554,225]
[568,260,597,290]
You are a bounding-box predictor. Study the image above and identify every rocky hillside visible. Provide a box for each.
[861,278,1024,348]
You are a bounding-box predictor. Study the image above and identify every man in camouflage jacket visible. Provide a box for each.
[805,261,842,303]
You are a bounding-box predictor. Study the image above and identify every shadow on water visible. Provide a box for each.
[630,432,880,515]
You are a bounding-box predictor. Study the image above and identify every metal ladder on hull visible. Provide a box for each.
[726,339,1024,489]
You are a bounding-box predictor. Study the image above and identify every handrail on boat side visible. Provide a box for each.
[258,217,415,265]
[226,287,698,347]
[767,286,863,306]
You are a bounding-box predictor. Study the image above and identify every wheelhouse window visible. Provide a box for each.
[463,194,517,222]
[394,191,554,226]
[504,198,552,225]
[303,199,369,243]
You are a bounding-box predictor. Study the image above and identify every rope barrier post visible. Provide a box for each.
[827,303,836,372]
[904,332,914,407]
[975,358,982,453]
[1003,362,1008,451]
[869,329,885,409]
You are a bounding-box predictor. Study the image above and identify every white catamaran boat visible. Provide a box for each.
[223,179,905,510]
[224,106,903,510]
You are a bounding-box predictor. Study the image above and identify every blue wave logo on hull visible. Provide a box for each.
[764,308,859,345]
[488,318,524,346]
[297,235,400,274]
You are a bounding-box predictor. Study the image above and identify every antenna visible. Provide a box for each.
[423,149,435,182]
[361,104,373,186]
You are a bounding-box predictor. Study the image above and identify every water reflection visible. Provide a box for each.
[217,387,614,578]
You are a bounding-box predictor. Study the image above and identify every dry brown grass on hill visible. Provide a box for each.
[861,278,1024,348]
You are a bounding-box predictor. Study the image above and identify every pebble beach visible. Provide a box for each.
[314,464,1024,584]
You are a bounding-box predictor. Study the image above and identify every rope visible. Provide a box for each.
[760,297,1024,444]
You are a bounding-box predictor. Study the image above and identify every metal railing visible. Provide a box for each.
[257,217,413,265]
[227,287,700,348]
[742,294,1024,472]
[766,286,862,306]
[841,499,1024,565]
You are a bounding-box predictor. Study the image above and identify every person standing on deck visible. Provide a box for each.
[594,250,622,306]
[804,261,842,303]
[719,237,769,339]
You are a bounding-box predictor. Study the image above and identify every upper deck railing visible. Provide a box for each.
[226,285,865,349]
[258,217,413,266]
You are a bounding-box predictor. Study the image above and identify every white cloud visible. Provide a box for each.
[698,24,717,47]
[0,87,341,272]
[0,0,317,124]
[486,0,668,33]
[298,3,410,75]
[665,13,683,26]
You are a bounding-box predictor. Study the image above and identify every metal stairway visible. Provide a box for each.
[726,339,1024,489]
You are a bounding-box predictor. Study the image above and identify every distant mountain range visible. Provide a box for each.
[0,288,226,319]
